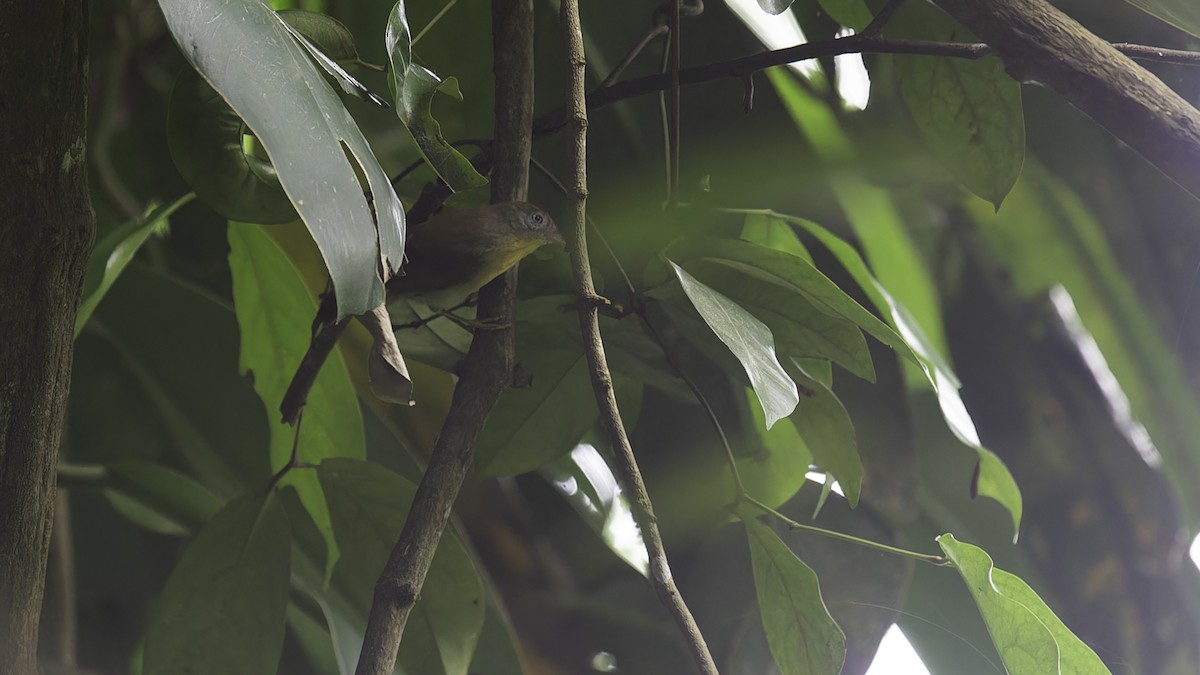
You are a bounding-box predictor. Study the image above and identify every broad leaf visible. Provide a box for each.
[817,0,873,30]
[318,459,485,675]
[229,223,365,581]
[939,534,1111,675]
[668,260,800,428]
[144,492,291,675]
[386,1,488,191]
[742,510,847,675]
[159,0,405,318]
[789,360,862,507]
[888,3,1025,208]
[740,394,814,510]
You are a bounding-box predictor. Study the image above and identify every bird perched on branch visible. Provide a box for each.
[280,200,563,424]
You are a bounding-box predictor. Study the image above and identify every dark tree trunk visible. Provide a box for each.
[0,1,94,671]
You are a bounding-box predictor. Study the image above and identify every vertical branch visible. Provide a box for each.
[560,1,718,673]
[667,0,682,205]
[353,2,534,674]
[0,1,94,672]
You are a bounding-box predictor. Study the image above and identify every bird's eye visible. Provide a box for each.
[532,213,544,224]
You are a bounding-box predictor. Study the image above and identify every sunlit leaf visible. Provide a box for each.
[229,223,365,581]
[668,261,800,428]
[159,0,404,318]
[318,459,485,675]
[939,534,1111,675]
[742,510,847,675]
[144,492,291,675]
[386,0,488,191]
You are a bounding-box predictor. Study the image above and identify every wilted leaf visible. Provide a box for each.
[386,1,488,191]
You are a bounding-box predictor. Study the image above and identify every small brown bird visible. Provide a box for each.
[281,200,562,422]
[389,201,563,309]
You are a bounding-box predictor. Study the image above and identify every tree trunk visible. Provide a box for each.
[0,1,94,671]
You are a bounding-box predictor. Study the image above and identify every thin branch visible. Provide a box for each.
[533,33,1200,135]
[599,25,668,89]
[667,0,681,206]
[353,2,534,674]
[561,1,718,672]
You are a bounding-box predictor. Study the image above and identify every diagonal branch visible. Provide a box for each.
[932,0,1200,200]
[560,0,718,673]
[352,1,534,674]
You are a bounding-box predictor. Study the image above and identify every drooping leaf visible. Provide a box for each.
[278,11,387,106]
[789,360,862,507]
[1121,0,1200,38]
[76,194,192,337]
[888,3,1025,208]
[159,0,405,318]
[229,223,365,581]
[741,510,847,675]
[318,459,485,675]
[668,260,800,428]
[938,534,1111,675]
[386,0,488,191]
[739,393,814,510]
[143,492,291,675]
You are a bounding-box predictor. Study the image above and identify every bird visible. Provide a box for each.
[280,200,563,423]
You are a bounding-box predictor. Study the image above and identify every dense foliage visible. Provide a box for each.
[42,0,1200,673]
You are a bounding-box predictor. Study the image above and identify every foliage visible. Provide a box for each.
[57,0,1200,673]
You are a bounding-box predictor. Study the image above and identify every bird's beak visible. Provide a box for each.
[546,227,566,248]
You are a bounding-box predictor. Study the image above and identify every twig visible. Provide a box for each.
[352,2,534,674]
[599,25,669,88]
[533,34,1200,135]
[667,0,681,206]
[559,1,718,672]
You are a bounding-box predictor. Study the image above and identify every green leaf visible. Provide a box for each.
[789,360,862,507]
[668,261,800,428]
[386,1,488,192]
[144,492,291,675]
[228,223,365,581]
[665,237,916,371]
[1121,0,1200,38]
[741,511,847,675]
[938,534,1111,675]
[817,0,874,30]
[476,321,598,477]
[159,0,405,318]
[105,460,224,535]
[76,194,192,338]
[739,394,814,510]
[318,459,485,675]
[890,5,1025,208]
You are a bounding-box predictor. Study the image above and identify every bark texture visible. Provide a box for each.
[0,1,95,671]
[933,0,1200,200]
